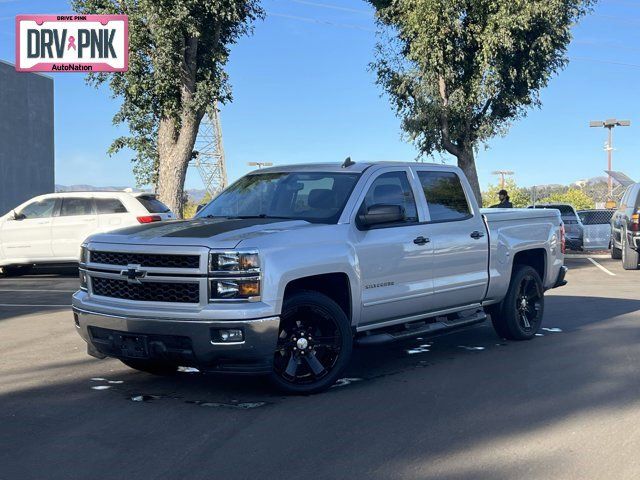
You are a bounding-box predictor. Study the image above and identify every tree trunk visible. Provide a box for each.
[457,147,483,207]
[156,111,202,218]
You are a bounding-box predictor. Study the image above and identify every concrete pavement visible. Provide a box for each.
[1,257,640,479]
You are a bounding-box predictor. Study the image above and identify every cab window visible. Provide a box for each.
[359,171,418,224]
[418,171,471,222]
[60,198,94,217]
[17,198,56,219]
[95,198,128,214]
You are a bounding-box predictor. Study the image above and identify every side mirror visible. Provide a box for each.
[358,204,405,229]
[10,210,24,221]
[196,204,206,213]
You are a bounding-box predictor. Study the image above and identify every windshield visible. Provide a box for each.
[196,172,361,224]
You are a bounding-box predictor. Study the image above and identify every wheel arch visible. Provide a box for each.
[512,248,546,283]
[283,272,353,323]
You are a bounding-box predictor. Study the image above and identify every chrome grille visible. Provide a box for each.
[90,251,200,269]
[92,277,200,303]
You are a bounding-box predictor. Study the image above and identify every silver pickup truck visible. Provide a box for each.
[73,161,567,393]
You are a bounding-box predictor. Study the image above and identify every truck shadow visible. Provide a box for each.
[2,295,640,479]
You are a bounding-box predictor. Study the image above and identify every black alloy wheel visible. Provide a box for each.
[490,265,544,341]
[514,273,543,334]
[271,291,352,394]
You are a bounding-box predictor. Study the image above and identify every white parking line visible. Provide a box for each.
[0,304,70,307]
[587,257,616,276]
[0,289,75,293]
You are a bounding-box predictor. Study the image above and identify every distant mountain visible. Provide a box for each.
[55,184,145,192]
[55,184,210,203]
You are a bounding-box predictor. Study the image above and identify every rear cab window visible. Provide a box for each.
[59,198,94,216]
[136,195,171,214]
[417,171,471,222]
[95,198,128,214]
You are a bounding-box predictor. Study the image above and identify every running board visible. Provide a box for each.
[356,310,487,346]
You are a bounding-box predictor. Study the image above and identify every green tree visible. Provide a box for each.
[71,0,263,217]
[540,188,594,210]
[183,191,213,219]
[482,178,530,208]
[367,0,594,203]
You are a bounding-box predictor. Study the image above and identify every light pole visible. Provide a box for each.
[589,118,631,200]
[491,170,514,189]
[248,161,274,169]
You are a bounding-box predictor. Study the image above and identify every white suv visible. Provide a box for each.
[0,191,175,276]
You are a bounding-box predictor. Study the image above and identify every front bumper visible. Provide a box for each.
[73,307,280,375]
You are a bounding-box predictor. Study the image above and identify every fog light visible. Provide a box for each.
[211,328,244,343]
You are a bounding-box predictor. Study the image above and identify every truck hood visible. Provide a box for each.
[87,217,314,248]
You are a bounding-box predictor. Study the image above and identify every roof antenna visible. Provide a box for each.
[341,156,355,168]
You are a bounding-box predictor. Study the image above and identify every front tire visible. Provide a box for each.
[622,232,639,270]
[490,265,544,340]
[270,291,353,394]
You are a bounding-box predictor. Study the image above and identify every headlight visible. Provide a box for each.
[80,244,89,264]
[208,250,260,302]
[209,250,259,273]
[209,278,261,301]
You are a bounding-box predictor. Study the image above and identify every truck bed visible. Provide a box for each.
[481,208,564,304]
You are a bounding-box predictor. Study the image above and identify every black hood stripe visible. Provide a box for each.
[162,218,289,238]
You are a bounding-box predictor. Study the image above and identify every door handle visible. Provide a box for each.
[413,236,430,246]
[470,231,485,240]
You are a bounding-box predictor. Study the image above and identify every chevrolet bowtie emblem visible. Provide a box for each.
[120,264,146,284]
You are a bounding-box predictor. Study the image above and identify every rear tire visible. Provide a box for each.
[270,291,352,394]
[611,241,622,260]
[622,232,639,270]
[2,265,34,277]
[490,265,544,341]
[120,359,178,376]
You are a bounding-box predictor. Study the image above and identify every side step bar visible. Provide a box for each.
[356,309,487,346]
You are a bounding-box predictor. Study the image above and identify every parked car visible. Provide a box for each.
[528,203,583,251]
[73,161,566,394]
[611,183,640,269]
[0,192,174,276]
[577,209,614,251]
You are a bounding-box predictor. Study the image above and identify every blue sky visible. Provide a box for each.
[2,0,640,190]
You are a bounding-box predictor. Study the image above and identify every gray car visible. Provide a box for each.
[528,203,584,251]
[611,183,640,269]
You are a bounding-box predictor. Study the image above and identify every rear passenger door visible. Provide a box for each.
[95,197,132,231]
[415,169,489,311]
[51,197,98,259]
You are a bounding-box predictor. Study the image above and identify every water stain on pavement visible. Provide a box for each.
[331,378,364,388]
[186,400,267,409]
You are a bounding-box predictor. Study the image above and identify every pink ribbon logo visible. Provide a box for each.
[67,35,77,50]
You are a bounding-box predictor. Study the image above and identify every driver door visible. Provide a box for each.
[1,198,56,260]
[352,169,434,326]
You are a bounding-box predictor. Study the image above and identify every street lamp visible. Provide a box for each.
[589,118,631,199]
[248,161,274,169]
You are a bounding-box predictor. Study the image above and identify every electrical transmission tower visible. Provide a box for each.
[191,105,228,197]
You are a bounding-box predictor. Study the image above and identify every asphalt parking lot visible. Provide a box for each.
[2,257,640,479]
